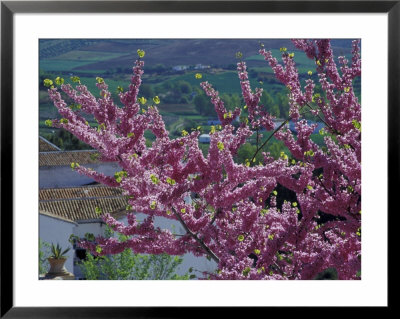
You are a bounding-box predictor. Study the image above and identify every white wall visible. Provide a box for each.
[39,162,120,188]
[39,214,76,274]
[73,221,106,239]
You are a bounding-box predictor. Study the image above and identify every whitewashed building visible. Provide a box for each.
[198,134,211,144]
[39,185,216,278]
[39,137,217,279]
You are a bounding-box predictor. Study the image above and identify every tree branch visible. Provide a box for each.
[172,208,220,264]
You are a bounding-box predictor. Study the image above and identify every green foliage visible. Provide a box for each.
[178,80,192,94]
[39,239,51,275]
[79,227,190,280]
[236,142,263,164]
[80,250,190,280]
[220,93,242,111]
[43,129,91,150]
[49,242,71,259]
[265,141,287,159]
[140,84,155,99]
[194,93,215,116]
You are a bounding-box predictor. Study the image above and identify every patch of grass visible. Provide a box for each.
[158,104,197,116]
[39,60,94,72]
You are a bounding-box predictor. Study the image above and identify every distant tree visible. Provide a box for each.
[179,96,189,104]
[276,92,289,118]
[44,130,91,150]
[221,93,242,111]
[139,83,155,99]
[154,64,166,74]
[269,104,280,118]
[265,141,286,159]
[162,81,173,91]
[220,93,232,110]
[178,81,192,94]
[230,93,242,110]
[194,94,215,116]
[260,91,274,108]
[236,142,263,164]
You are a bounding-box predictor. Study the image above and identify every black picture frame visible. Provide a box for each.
[1,0,395,317]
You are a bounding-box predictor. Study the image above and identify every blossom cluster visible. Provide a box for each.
[45,39,361,280]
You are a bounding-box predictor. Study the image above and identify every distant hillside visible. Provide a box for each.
[39,39,354,73]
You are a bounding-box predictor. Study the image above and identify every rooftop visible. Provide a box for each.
[39,150,102,167]
[39,185,128,221]
[39,136,61,152]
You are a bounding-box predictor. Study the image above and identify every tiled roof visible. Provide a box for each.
[39,150,101,167]
[39,186,124,200]
[39,136,61,152]
[39,186,128,221]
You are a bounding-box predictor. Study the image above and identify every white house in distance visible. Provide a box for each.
[198,134,210,144]
[39,136,217,279]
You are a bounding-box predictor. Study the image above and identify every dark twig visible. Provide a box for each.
[172,208,220,264]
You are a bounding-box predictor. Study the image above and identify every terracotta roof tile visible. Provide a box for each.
[39,185,124,201]
[39,186,128,221]
[39,150,102,167]
[39,136,61,152]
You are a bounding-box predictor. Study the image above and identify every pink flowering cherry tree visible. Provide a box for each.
[44,40,361,279]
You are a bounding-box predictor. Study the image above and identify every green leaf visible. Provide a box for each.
[150,174,159,184]
[70,76,80,83]
[150,201,157,210]
[181,129,188,137]
[55,77,64,85]
[352,119,361,131]
[43,79,53,87]
[153,96,160,104]
[137,49,145,58]
[242,267,251,276]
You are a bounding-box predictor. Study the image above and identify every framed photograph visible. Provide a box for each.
[1,0,394,317]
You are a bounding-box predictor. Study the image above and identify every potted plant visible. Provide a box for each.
[47,243,71,275]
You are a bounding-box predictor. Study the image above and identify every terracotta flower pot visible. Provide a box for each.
[47,257,69,275]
